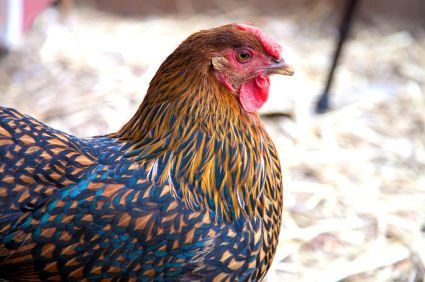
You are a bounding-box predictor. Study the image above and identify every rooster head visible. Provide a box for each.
[149,23,293,114]
[208,23,294,112]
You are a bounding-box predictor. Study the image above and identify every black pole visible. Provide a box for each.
[0,48,7,61]
[315,0,360,113]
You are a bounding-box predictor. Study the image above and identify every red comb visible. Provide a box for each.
[236,23,282,60]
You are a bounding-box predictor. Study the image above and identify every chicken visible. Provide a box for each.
[0,23,294,281]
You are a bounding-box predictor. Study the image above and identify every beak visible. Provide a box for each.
[265,59,294,76]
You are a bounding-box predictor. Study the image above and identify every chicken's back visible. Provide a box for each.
[0,107,266,281]
[0,107,97,233]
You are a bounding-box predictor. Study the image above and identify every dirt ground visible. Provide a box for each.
[1,2,424,281]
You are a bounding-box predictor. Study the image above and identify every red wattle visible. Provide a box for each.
[239,75,270,113]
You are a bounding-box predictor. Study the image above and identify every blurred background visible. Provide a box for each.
[1,0,424,281]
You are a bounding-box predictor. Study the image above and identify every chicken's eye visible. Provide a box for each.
[236,51,251,62]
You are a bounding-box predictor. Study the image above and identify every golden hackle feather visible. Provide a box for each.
[113,26,282,221]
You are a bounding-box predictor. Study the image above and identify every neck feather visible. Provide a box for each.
[112,53,281,222]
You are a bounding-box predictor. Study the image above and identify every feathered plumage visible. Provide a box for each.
[0,23,293,281]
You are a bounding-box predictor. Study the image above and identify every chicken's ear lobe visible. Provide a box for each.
[211,56,228,71]
[212,56,235,92]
